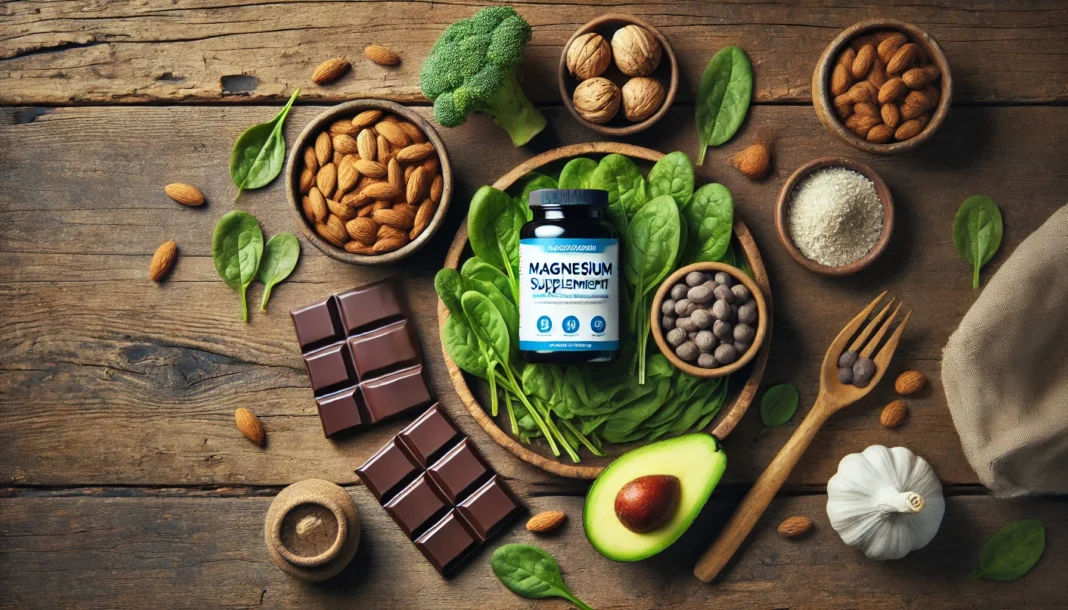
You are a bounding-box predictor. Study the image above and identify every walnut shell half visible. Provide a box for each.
[573,77,620,124]
[621,77,665,122]
[611,25,661,77]
[566,32,611,80]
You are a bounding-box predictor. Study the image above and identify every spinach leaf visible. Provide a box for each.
[624,195,682,298]
[687,183,734,263]
[695,47,752,164]
[973,520,1045,581]
[468,186,525,300]
[760,383,799,427]
[464,274,519,343]
[230,89,300,199]
[434,268,467,320]
[648,151,695,208]
[257,233,300,310]
[490,544,594,610]
[558,157,599,189]
[212,211,264,322]
[952,195,1003,289]
[441,316,488,379]
[461,257,516,305]
[590,154,648,234]
[602,378,671,443]
[516,172,558,209]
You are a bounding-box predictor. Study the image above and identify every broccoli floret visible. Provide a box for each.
[420,6,547,147]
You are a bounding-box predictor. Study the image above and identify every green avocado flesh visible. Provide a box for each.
[583,433,726,562]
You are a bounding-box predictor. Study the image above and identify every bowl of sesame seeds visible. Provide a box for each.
[775,157,894,276]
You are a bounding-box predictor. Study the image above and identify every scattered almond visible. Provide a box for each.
[777,516,812,538]
[894,370,927,395]
[164,183,205,207]
[150,240,177,281]
[730,142,770,180]
[312,57,350,85]
[235,407,265,446]
[526,511,567,534]
[880,399,908,428]
[364,45,400,66]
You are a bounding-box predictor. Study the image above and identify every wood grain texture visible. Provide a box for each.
[1,0,1066,105]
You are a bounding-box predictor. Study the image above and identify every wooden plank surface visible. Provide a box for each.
[1,0,1066,105]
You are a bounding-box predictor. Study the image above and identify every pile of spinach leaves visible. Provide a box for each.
[435,152,742,461]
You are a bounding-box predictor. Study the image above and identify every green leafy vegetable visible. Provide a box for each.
[212,211,264,322]
[257,233,300,310]
[647,151,695,208]
[952,195,1003,289]
[695,47,753,164]
[490,544,594,610]
[760,383,799,427]
[973,520,1045,581]
[468,186,525,301]
[590,154,648,235]
[229,89,300,200]
[558,157,599,189]
[687,183,734,262]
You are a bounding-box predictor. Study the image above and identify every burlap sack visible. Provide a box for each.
[942,204,1068,496]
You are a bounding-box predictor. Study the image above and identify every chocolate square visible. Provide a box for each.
[303,343,355,395]
[385,474,451,539]
[290,297,342,351]
[456,476,524,541]
[414,510,479,576]
[336,282,404,335]
[347,319,421,381]
[360,365,433,423]
[315,388,363,438]
[398,405,462,467]
[427,439,491,504]
[354,439,420,503]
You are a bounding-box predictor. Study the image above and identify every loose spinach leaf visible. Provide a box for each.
[952,195,1003,289]
[230,89,300,199]
[257,233,300,310]
[468,186,525,299]
[490,544,594,610]
[212,210,264,322]
[648,151,696,208]
[973,520,1045,581]
[687,183,734,263]
[558,157,599,189]
[695,47,752,164]
[624,195,682,298]
[760,383,799,427]
[590,154,648,234]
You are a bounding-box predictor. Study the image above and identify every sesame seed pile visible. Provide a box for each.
[786,168,883,267]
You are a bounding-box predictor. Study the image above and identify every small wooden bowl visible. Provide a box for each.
[285,99,453,265]
[812,19,953,154]
[558,14,678,136]
[650,263,768,378]
[775,157,894,276]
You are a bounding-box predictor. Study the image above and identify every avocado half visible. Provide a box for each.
[583,433,726,562]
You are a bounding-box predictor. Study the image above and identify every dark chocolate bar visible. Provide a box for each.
[290,280,434,438]
[355,405,524,576]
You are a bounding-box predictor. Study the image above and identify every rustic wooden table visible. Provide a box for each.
[2,1,1066,608]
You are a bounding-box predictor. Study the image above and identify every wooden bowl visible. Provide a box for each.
[812,19,953,154]
[650,263,768,378]
[284,99,453,265]
[558,14,678,136]
[775,157,894,276]
[438,142,773,479]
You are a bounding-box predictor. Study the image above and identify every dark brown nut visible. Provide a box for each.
[661,315,676,331]
[838,366,854,384]
[685,271,707,287]
[687,285,713,305]
[714,272,733,286]
[676,317,697,332]
[670,284,688,300]
[737,301,758,325]
[731,284,751,302]
[852,357,876,387]
[674,299,696,317]
[661,299,677,316]
[694,330,716,352]
[713,284,736,304]
[838,350,859,369]
[733,323,755,344]
[698,353,718,369]
[676,341,699,361]
[730,304,739,320]
[691,309,713,329]
[711,300,731,320]
[666,327,687,347]
[713,319,733,340]
[714,343,739,365]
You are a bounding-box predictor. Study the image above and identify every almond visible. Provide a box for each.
[395,143,435,164]
[846,82,870,103]
[328,119,359,137]
[303,146,319,173]
[880,399,909,428]
[894,370,927,395]
[377,223,407,241]
[357,205,374,218]
[235,407,265,446]
[315,131,332,167]
[316,217,347,247]
[377,135,392,163]
[923,83,941,107]
[344,241,376,255]
[421,156,440,176]
[886,43,918,75]
[851,44,876,79]
[317,162,337,198]
[357,129,377,161]
[354,159,387,179]
[150,240,177,281]
[387,158,403,191]
[308,187,328,222]
[374,207,415,230]
[164,183,205,207]
[312,57,350,84]
[397,122,427,143]
[847,115,880,138]
[830,64,852,97]
[526,511,567,533]
[346,217,378,244]
[430,174,443,203]
[868,58,888,89]
[881,103,901,129]
[332,133,359,156]
[371,200,392,213]
[340,188,372,209]
[332,150,343,166]
[866,123,894,144]
[411,199,437,240]
[833,94,853,120]
[373,236,409,253]
[877,33,907,64]
[375,120,410,148]
[404,165,415,182]
[901,90,931,119]
[361,181,401,201]
[837,47,856,68]
[406,166,428,204]
[777,516,812,538]
[337,157,359,194]
[878,77,907,104]
[853,102,879,118]
[327,198,356,221]
[902,67,929,89]
[730,142,770,180]
[295,167,314,195]
[352,110,383,130]
[301,196,316,224]
[894,118,925,140]
[364,44,401,66]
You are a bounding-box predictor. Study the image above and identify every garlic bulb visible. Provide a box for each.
[826,445,944,560]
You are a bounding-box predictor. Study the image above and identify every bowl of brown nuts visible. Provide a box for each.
[813,19,953,154]
[558,14,678,136]
[650,263,768,378]
[285,99,452,264]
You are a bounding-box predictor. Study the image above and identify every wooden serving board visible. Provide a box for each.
[436,142,773,479]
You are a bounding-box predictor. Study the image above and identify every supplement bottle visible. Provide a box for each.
[519,189,620,364]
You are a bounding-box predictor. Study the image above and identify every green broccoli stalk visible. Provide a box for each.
[420,6,547,147]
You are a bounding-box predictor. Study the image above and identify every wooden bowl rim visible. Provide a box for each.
[557,14,679,136]
[812,18,953,155]
[649,262,769,377]
[284,99,453,265]
[438,142,773,479]
[774,156,895,276]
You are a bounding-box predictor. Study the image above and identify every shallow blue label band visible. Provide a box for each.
[519,340,620,351]
[520,238,617,253]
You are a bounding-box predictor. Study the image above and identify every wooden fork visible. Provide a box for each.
[694,291,910,583]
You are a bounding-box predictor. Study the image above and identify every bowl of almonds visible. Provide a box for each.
[285,99,451,264]
[813,19,953,154]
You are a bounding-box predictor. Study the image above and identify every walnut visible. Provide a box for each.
[566,33,611,80]
[572,77,620,124]
[611,25,661,77]
[621,77,664,122]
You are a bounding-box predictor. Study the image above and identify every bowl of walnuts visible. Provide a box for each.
[558,14,678,136]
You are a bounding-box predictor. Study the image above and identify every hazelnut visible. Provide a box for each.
[737,301,758,325]
[685,272,706,287]
[714,343,739,365]
[687,285,713,305]
[573,77,620,124]
[611,25,661,77]
[713,284,736,304]
[690,309,713,329]
[566,33,611,80]
[621,77,665,122]
[661,299,677,316]
[698,353,718,369]
[661,315,676,331]
[694,330,716,352]
[670,284,688,300]
[666,328,687,347]
[676,341,699,362]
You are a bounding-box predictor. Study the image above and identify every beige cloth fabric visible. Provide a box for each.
[942,204,1068,496]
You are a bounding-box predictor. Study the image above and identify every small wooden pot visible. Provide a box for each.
[650,263,768,378]
[264,479,360,582]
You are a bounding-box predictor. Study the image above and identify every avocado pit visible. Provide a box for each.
[614,474,681,533]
